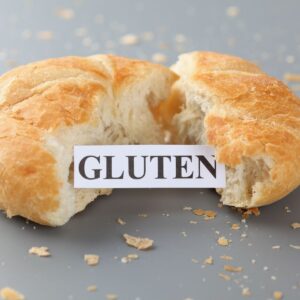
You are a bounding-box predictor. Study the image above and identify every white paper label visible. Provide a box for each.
[74,145,226,188]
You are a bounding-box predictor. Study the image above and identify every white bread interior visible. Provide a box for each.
[170,52,300,208]
[0,55,177,226]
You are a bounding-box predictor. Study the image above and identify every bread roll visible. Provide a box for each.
[169,51,300,208]
[0,55,177,226]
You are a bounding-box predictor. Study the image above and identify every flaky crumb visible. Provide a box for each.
[36,31,53,40]
[56,8,75,20]
[123,234,153,250]
[231,223,240,230]
[242,287,251,296]
[84,254,99,266]
[242,207,260,219]
[120,34,139,45]
[224,265,243,273]
[273,291,283,300]
[121,253,139,263]
[189,220,198,224]
[28,246,50,257]
[291,222,300,229]
[203,256,213,265]
[272,245,280,249]
[284,73,300,82]
[106,294,118,300]
[191,258,199,264]
[217,236,230,246]
[183,206,192,211]
[286,55,295,64]
[116,218,126,225]
[291,84,300,91]
[218,273,231,281]
[87,285,97,292]
[271,276,277,281]
[141,31,154,41]
[226,6,240,17]
[220,255,233,261]
[138,213,148,218]
[175,34,186,43]
[0,287,24,300]
[151,53,167,63]
[193,208,217,219]
[289,244,300,250]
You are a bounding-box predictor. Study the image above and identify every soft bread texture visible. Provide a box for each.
[169,51,300,208]
[0,55,177,226]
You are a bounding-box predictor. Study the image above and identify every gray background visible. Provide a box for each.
[0,0,299,299]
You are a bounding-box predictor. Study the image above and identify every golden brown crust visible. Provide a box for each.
[0,114,60,225]
[0,56,110,130]
[0,55,177,225]
[172,51,300,206]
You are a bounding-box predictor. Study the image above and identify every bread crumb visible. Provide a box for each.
[291,84,300,91]
[220,255,233,261]
[21,29,32,40]
[242,287,251,296]
[218,273,231,281]
[284,73,300,82]
[84,254,99,266]
[242,207,260,219]
[191,258,199,264]
[189,220,198,224]
[36,31,53,40]
[120,34,139,45]
[56,8,75,20]
[193,208,217,219]
[217,236,230,246]
[123,233,153,250]
[226,6,240,17]
[273,291,283,300]
[289,244,300,250]
[142,31,154,41]
[87,285,97,292]
[28,246,50,257]
[241,232,247,238]
[231,223,240,230]
[286,55,295,64]
[74,27,87,37]
[138,213,148,218]
[183,206,192,211]
[175,34,186,43]
[0,287,24,300]
[121,253,139,263]
[181,231,187,237]
[117,218,126,225]
[272,245,280,249]
[106,294,118,300]
[151,53,167,63]
[291,222,300,229]
[224,265,243,273]
[203,256,213,265]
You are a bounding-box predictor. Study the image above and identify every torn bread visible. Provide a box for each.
[169,51,300,208]
[0,55,177,226]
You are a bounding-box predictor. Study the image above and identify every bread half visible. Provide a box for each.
[169,51,300,208]
[0,55,177,225]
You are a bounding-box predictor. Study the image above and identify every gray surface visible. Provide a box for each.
[0,0,299,299]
